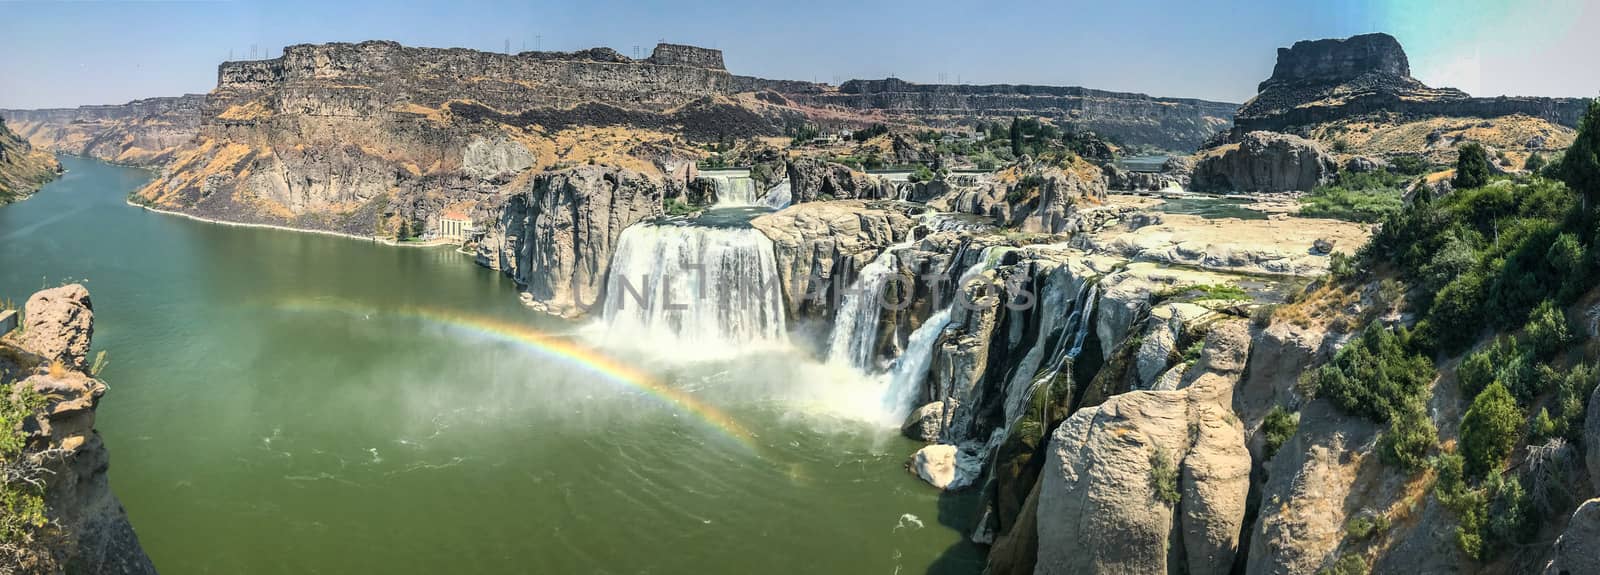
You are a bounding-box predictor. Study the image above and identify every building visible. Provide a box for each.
[438,209,473,241]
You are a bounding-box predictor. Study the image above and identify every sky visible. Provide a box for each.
[1,0,1596,109]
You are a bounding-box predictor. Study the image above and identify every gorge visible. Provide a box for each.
[6,20,1600,575]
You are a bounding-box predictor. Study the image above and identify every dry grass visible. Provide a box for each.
[1310,115,1575,164]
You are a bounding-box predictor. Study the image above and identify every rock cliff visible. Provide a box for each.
[1,95,205,166]
[1229,33,1589,150]
[0,115,61,204]
[793,78,1236,151]
[475,165,665,317]
[1190,131,1337,193]
[0,285,156,574]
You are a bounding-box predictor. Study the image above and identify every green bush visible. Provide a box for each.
[1379,400,1438,472]
[1558,99,1600,207]
[1453,143,1491,190]
[1262,407,1298,459]
[1523,300,1572,360]
[1525,152,1547,174]
[1149,447,1181,505]
[907,165,936,184]
[1459,382,1522,478]
[1,384,50,554]
[1315,323,1435,423]
[1345,513,1391,541]
[1317,555,1369,575]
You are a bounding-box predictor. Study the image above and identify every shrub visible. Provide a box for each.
[1,384,51,561]
[1262,407,1299,460]
[1345,513,1391,541]
[1523,300,1572,361]
[1558,99,1600,208]
[664,197,695,216]
[1453,143,1491,190]
[1380,400,1438,472]
[1317,555,1369,575]
[1149,447,1181,505]
[1525,152,1547,174]
[907,165,936,184]
[1315,323,1434,422]
[1459,382,1522,478]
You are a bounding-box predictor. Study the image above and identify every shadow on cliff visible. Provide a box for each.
[923,488,987,574]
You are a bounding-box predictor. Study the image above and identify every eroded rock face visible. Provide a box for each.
[0,114,62,202]
[2,285,155,574]
[1545,499,1600,575]
[784,158,894,204]
[1232,33,1587,135]
[1033,321,1252,575]
[1192,131,1336,193]
[11,284,94,370]
[747,200,913,319]
[920,159,1109,234]
[476,165,663,317]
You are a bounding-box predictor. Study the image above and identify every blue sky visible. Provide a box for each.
[1,0,1596,109]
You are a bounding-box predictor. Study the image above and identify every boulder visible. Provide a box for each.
[910,444,979,490]
[785,157,893,203]
[1034,321,1252,575]
[1343,155,1388,173]
[902,402,945,443]
[8,284,94,369]
[1191,131,1337,193]
[1545,499,1600,575]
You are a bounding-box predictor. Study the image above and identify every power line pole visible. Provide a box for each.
[536,35,542,51]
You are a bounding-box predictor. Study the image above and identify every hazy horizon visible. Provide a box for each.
[2,0,1598,109]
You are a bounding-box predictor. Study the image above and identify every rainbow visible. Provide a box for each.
[273,297,760,451]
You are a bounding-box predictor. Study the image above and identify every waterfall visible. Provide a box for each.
[700,170,789,209]
[598,221,788,355]
[879,308,952,422]
[825,243,912,370]
[873,246,1004,423]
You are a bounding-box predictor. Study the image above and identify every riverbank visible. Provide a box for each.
[126,200,458,248]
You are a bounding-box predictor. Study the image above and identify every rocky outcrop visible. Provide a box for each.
[476,165,664,317]
[1232,33,1589,137]
[1084,212,1369,276]
[784,158,894,204]
[0,285,156,574]
[747,200,914,319]
[793,78,1236,151]
[9,285,95,370]
[1033,321,1253,575]
[1,95,205,166]
[1192,131,1335,193]
[0,115,61,203]
[1545,499,1600,575]
[920,158,1109,234]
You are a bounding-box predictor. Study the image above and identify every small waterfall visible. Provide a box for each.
[873,246,1004,423]
[879,308,952,422]
[599,222,787,354]
[826,243,912,370]
[700,170,789,209]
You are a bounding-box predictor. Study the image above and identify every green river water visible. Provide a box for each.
[0,156,982,574]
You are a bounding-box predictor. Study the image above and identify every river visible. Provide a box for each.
[0,156,983,573]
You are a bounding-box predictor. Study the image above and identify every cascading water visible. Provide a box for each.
[826,242,913,370]
[878,308,951,423]
[873,246,1004,423]
[598,221,788,356]
[700,170,790,209]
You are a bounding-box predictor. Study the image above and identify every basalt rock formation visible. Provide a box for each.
[0,115,61,203]
[1227,33,1589,161]
[2,95,205,167]
[476,165,665,317]
[795,78,1237,151]
[0,285,156,574]
[1191,131,1337,193]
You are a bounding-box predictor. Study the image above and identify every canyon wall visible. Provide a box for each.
[1232,33,1589,136]
[792,78,1238,151]
[2,95,206,166]
[0,115,61,203]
